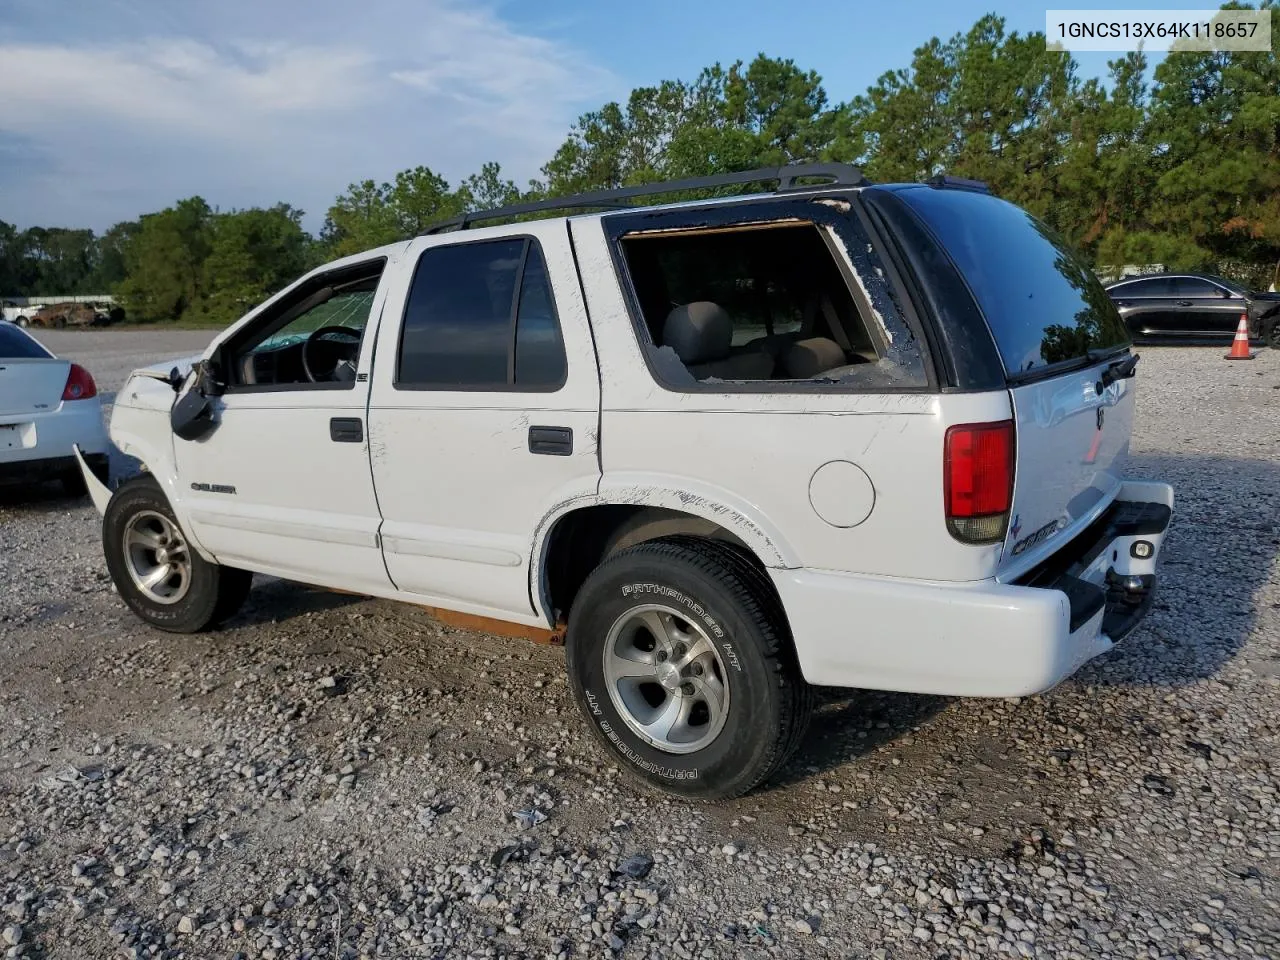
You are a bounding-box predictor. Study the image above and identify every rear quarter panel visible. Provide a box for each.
[572,220,1011,583]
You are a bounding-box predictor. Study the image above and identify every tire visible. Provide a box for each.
[565,536,813,800]
[1266,317,1280,350]
[16,316,28,328]
[102,474,253,633]
[53,316,66,329]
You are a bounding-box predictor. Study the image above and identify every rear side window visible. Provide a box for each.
[614,214,927,389]
[898,188,1130,376]
[0,325,51,359]
[397,238,567,390]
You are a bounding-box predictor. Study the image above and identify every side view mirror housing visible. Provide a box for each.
[170,360,222,442]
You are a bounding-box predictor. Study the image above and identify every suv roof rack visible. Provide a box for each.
[424,163,869,235]
[927,175,991,194]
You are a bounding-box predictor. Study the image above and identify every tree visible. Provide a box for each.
[1135,3,1280,279]
[201,205,313,322]
[88,221,140,293]
[540,56,843,195]
[320,180,399,258]
[115,198,214,323]
[0,220,28,295]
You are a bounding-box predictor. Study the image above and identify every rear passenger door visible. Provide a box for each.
[366,223,601,621]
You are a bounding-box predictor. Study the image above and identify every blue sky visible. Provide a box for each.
[0,0,1211,233]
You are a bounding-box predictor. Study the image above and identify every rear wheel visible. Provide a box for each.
[565,537,812,799]
[1266,316,1280,350]
[103,475,252,633]
[15,316,28,328]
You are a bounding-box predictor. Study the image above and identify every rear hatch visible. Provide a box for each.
[0,326,67,416]
[885,185,1136,579]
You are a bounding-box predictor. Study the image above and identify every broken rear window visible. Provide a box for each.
[614,209,927,390]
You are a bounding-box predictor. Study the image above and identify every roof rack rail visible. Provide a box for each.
[424,163,868,234]
[927,175,991,194]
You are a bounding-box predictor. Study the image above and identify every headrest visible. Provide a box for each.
[782,337,847,378]
[662,302,732,365]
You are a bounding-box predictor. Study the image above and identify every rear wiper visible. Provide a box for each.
[1098,352,1139,389]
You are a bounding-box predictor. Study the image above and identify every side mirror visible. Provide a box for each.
[170,361,219,441]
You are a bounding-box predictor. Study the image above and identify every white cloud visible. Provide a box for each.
[0,0,617,231]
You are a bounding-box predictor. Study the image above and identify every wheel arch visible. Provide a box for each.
[532,483,797,625]
[108,425,217,561]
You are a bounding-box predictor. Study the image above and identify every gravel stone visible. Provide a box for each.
[0,335,1277,958]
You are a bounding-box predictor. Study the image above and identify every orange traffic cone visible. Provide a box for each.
[1225,313,1254,360]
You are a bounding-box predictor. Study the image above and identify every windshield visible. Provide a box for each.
[897,187,1130,377]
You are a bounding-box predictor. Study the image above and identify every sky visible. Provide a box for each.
[0,0,1216,233]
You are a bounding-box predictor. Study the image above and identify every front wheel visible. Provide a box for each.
[103,475,253,633]
[565,537,813,800]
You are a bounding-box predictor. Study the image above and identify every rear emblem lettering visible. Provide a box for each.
[1011,519,1058,557]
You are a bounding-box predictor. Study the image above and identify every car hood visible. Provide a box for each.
[132,353,205,382]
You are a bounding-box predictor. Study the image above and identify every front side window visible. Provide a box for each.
[226,260,384,389]
[1177,277,1221,298]
[396,238,566,390]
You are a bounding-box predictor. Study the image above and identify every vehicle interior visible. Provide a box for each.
[619,221,884,383]
[225,260,385,388]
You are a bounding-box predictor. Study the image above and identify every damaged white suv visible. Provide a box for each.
[78,165,1172,799]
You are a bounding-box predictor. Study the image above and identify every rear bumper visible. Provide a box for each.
[0,401,108,465]
[774,480,1174,697]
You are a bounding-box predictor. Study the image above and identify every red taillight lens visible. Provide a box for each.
[944,420,1014,543]
[62,363,97,401]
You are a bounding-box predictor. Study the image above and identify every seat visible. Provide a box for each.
[662,302,774,380]
[732,331,804,362]
[780,337,847,378]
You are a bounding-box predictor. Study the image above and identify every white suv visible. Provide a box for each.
[77,165,1173,799]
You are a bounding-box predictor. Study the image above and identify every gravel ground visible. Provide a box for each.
[1,331,1278,960]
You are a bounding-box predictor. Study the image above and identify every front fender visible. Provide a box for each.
[108,406,217,562]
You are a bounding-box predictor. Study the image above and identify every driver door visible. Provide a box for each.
[174,255,395,594]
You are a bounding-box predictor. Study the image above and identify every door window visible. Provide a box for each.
[1127,277,1176,298]
[1177,277,1221,298]
[224,260,385,390]
[396,237,567,391]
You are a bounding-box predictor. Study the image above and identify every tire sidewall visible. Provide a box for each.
[103,479,219,632]
[567,549,785,796]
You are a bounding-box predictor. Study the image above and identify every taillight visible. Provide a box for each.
[944,420,1014,544]
[62,363,97,401]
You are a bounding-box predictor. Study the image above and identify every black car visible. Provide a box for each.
[1104,272,1280,346]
